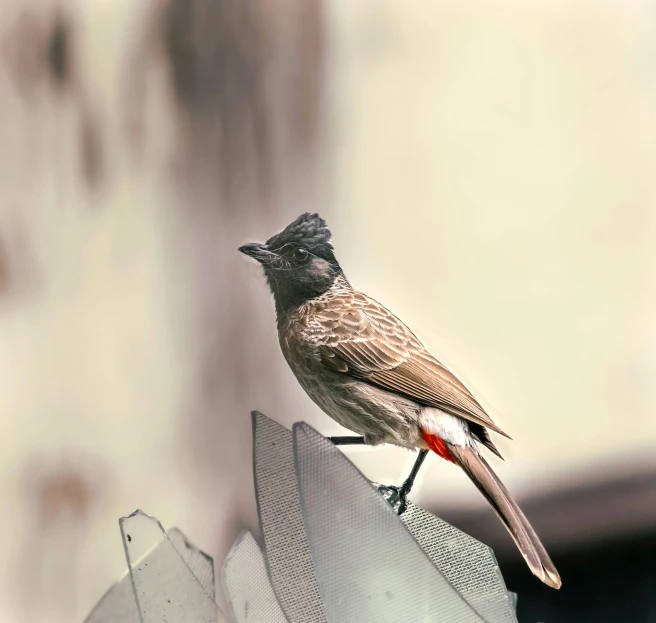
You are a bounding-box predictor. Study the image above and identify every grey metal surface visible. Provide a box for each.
[222,530,289,623]
[84,414,520,623]
[401,503,517,622]
[252,411,328,623]
[293,421,485,623]
[119,509,227,623]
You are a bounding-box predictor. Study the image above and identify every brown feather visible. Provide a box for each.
[311,292,511,439]
[447,443,561,589]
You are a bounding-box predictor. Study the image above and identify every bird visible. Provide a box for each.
[238,212,561,589]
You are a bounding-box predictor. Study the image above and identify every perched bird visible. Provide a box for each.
[239,212,561,589]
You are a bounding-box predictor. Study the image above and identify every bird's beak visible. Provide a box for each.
[238,242,278,265]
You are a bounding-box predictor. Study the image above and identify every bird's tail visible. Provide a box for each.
[430,438,562,589]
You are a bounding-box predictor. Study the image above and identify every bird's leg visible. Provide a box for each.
[374,449,429,515]
[390,450,428,515]
[397,449,429,513]
[329,436,366,446]
[328,437,427,515]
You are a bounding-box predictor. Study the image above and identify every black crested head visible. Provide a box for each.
[266,212,336,260]
[238,213,345,314]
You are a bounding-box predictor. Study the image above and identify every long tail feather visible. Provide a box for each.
[445,443,562,589]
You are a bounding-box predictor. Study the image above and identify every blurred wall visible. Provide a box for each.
[327,0,656,508]
[0,0,323,621]
[0,0,654,621]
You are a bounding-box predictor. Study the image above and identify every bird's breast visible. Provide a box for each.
[276,320,423,447]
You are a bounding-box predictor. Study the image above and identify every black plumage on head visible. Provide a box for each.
[266,213,337,265]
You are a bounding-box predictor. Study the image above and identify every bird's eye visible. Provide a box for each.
[293,247,309,261]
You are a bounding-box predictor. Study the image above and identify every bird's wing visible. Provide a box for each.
[309,293,510,438]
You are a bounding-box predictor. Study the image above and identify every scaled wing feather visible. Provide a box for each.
[312,295,510,439]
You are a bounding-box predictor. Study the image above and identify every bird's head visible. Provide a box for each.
[238,213,344,312]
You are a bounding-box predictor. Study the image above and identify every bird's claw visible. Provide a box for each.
[373,483,409,515]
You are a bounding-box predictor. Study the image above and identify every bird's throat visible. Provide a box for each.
[269,268,347,317]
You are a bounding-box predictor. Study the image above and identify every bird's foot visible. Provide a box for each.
[372,450,426,515]
[373,483,409,515]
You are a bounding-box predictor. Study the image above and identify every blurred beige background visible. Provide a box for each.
[0,0,654,621]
